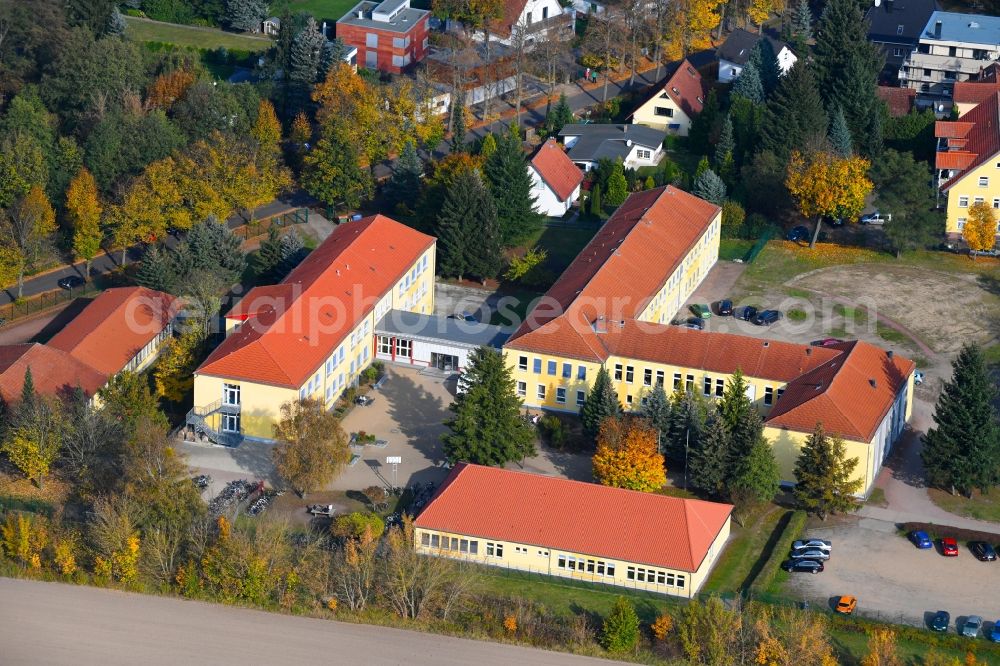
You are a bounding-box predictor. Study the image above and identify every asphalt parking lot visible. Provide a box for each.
[786,517,1000,634]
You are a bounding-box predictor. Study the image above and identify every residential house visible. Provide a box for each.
[557,124,666,171]
[469,0,573,48]
[876,85,917,116]
[262,16,281,36]
[528,138,584,217]
[629,59,706,136]
[952,63,1000,115]
[0,286,177,404]
[191,215,436,444]
[935,91,1000,240]
[503,187,915,497]
[425,43,517,106]
[336,0,430,73]
[414,463,733,597]
[865,0,939,82]
[899,11,1000,97]
[715,28,797,84]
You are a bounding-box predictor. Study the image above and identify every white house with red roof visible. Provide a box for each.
[414,463,733,596]
[629,60,707,136]
[528,138,584,217]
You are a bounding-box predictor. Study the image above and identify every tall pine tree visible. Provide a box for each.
[581,366,621,440]
[641,383,671,448]
[664,389,707,465]
[922,344,1000,495]
[288,18,326,112]
[792,0,813,44]
[731,60,765,104]
[747,38,780,96]
[692,168,726,205]
[436,169,501,281]
[689,413,729,496]
[483,125,541,245]
[828,104,853,157]
[136,246,176,293]
[794,423,862,519]
[442,346,536,465]
[759,62,828,159]
[386,140,424,214]
[714,115,735,184]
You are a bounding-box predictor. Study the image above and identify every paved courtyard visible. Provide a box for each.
[180,365,593,499]
[787,517,1000,631]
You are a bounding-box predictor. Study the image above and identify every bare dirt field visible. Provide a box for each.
[790,265,1000,355]
[785,517,1000,631]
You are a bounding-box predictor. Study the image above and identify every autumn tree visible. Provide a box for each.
[65,167,103,278]
[333,522,379,611]
[154,327,207,403]
[601,596,641,653]
[963,201,997,255]
[146,68,196,110]
[862,627,902,666]
[584,8,625,103]
[272,399,350,497]
[1,185,56,298]
[592,417,666,492]
[581,366,622,440]
[793,423,862,519]
[922,343,1000,495]
[381,515,466,619]
[786,150,872,247]
[442,346,536,466]
[677,596,743,664]
[1,393,63,489]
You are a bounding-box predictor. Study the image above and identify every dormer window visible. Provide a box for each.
[896,24,904,35]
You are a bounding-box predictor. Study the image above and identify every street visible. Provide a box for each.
[0,578,625,666]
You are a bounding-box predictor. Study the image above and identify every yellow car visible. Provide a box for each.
[835,596,857,615]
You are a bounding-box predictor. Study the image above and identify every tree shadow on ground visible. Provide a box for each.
[382,370,450,467]
[228,440,280,486]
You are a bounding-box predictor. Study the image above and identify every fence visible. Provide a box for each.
[744,224,778,264]
[232,207,309,241]
[0,283,101,324]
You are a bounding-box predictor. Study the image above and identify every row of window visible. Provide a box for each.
[557,555,616,578]
[518,382,586,406]
[518,357,589,381]
[955,217,1000,233]
[398,255,430,298]
[957,194,999,208]
[126,325,172,373]
[376,336,412,358]
[419,533,505,558]
[626,566,685,588]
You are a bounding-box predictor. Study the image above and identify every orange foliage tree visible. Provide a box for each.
[963,200,997,256]
[592,417,666,492]
[65,167,103,278]
[146,68,196,110]
[786,150,873,248]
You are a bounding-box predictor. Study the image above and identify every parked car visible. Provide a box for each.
[791,548,831,561]
[835,596,857,615]
[914,370,925,385]
[792,539,832,552]
[930,610,950,632]
[448,312,477,322]
[781,559,824,574]
[685,317,706,330]
[810,338,843,347]
[970,541,997,561]
[734,306,758,322]
[989,620,1000,642]
[689,304,712,319]
[859,211,891,225]
[962,616,983,638]
[787,225,810,241]
[969,247,1000,258]
[941,537,959,556]
[57,275,85,290]
[716,299,733,316]
[909,530,933,549]
[354,395,375,406]
[752,310,782,326]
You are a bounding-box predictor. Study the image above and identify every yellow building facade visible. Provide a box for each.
[190,216,435,443]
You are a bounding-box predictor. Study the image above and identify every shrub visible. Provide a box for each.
[538,414,567,448]
[331,512,385,540]
[741,213,770,240]
[787,308,808,322]
[899,521,1000,543]
[601,596,640,653]
[650,612,673,641]
[748,510,807,593]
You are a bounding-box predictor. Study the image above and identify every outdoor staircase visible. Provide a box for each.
[186,400,243,447]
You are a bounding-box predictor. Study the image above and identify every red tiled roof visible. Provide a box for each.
[197,215,435,388]
[496,0,529,37]
[414,463,733,572]
[505,186,720,362]
[876,86,915,117]
[47,287,177,377]
[629,60,706,123]
[936,151,976,170]
[765,341,915,442]
[936,93,1000,191]
[530,138,583,203]
[952,80,1000,106]
[0,343,107,402]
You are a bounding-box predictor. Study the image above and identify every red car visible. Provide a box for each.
[811,338,844,347]
[941,537,959,556]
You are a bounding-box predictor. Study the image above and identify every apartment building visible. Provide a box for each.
[900,11,1000,97]
[336,0,430,73]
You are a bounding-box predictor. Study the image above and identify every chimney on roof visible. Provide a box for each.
[806,347,812,355]
[593,316,607,334]
[934,19,942,39]
[763,341,770,347]
[869,378,878,389]
[887,350,894,358]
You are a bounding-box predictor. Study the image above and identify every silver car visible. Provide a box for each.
[962,616,983,638]
[792,539,832,552]
[791,548,831,561]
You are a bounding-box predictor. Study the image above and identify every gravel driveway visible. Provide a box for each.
[786,517,1000,632]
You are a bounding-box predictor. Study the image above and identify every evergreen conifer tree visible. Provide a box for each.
[600,597,640,653]
[664,390,707,465]
[605,163,628,207]
[188,215,247,283]
[581,366,621,440]
[436,169,501,281]
[794,423,862,519]
[922,344,1000,495]
[828,105,853,157]
[641,383,671,449]
[278,231,306,275]
[319,38,348,80]
[20,367,35,409]
[714,115,736,183]
[689,89,720,148]
[694,155,710,181]
[302,121,373,210]
[589,184,603,217]
[386,140,424,213]
[732,60,765,104]
[107,6,127,35]
[748,39,780,95]
[729,436,781,521]
[546,93,574,134]
[450,89,467,152]
[483,127,540,245]
[479,133,498,160]
[136,246,176,293]
[255,225,285,282]
[792,0,813,43]
[759,62,828,159]
[689,413,729,496]
[442,346,536,465]
[692,168,726,205]
[224,0,268,32]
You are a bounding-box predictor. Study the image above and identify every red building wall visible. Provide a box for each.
[336,15,429,74]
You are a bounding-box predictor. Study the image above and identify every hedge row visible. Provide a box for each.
[748,509,807,594]
[900,521,1000,543]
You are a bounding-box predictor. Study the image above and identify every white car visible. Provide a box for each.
[859,212,891,225]
[791,548,831,561]
[792,539,832,552]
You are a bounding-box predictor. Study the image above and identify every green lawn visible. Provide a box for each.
[719,238,753,262]
[125,16,272,51]
[526,225,600,274]
[702,506,785,595]
[928,487,1000,522]
[275,0,360,20]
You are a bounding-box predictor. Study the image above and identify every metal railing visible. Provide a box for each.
[232,207,309,241]
[0,283,101,324]
[186,402,243,447]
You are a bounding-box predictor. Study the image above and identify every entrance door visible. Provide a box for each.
[431,352,459,371]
